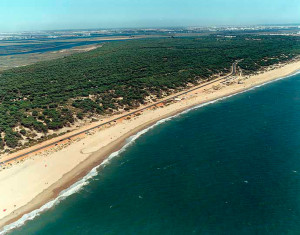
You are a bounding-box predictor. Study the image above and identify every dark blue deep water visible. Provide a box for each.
[8,73,300,234]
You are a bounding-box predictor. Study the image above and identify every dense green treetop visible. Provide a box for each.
[0,35,299,149]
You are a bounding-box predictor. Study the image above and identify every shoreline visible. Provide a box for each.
[0,105,188,233]
[1,60,300,233]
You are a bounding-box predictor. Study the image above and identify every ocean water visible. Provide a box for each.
[6,73,300,234]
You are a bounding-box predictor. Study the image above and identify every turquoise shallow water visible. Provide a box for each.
[7,73,300,234]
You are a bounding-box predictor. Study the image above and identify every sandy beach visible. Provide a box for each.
[1,59,300,232]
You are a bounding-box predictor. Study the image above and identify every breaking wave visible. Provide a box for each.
[1,70,299,234]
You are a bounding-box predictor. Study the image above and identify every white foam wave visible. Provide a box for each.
[1,70,299,234]
[0,114,177,235]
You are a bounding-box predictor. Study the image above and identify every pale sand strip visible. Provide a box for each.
[1,60,300,230]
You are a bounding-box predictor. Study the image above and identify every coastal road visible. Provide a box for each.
[0,61,238,165]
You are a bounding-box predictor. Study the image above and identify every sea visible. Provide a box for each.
[3,72,300,234]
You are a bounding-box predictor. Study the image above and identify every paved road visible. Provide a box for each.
[0,61,238,165]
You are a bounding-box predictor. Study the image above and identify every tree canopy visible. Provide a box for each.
[0,35,299,150]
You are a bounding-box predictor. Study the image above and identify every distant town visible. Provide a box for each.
[0,24,300,40]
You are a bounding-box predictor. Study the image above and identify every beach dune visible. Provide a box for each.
[1,60,300,232]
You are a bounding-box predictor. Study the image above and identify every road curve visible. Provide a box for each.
[0,61,238,165]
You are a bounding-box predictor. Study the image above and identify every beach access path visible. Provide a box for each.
[0,62,238,165]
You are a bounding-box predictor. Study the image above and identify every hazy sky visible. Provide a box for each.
[0,0,299,32]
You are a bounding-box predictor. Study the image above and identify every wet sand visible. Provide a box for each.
[1,60,300,231]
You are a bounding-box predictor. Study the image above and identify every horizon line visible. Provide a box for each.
[1,23,300,34]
